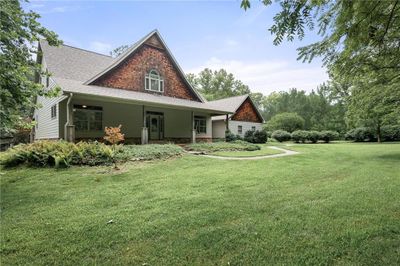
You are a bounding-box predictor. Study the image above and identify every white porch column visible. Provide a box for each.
[141,105,148,144]
[64,93,75,142]
[191,111,196,143]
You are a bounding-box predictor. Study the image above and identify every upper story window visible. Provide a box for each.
[145,69,164,93]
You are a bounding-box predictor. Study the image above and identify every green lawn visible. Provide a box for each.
[1,143,400,265]
[212,145,282,157]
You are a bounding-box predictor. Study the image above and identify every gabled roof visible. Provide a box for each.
[84,30,205,102]
[39,40,114,81]
[209,94,265,122]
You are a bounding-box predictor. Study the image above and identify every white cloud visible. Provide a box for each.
[88,41,112,55]
[187,57,328,95]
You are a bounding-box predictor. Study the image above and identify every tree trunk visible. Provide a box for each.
[377,123,381,143]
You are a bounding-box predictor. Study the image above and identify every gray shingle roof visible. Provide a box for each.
[56,77,231,114]
[39,40,114,81]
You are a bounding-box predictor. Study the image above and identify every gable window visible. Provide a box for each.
[73,105,103,131]
[51,104,57,119]
[238,125,243,134]
[194,116,206,134]
[145,69,164,92]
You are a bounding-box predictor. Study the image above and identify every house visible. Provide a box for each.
[210,95,264,139]
[33,30,263,144]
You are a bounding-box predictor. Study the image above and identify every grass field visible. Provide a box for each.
[212,145,282,157]
[1,143,400,265]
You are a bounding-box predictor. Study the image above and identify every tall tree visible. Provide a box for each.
[0,0,61,134]
[187,68,251,100]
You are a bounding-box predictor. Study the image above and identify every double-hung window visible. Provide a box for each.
[194,116,206,134]
[73,105,103,131]
[145,69,164,92]
[238,125,243,134]
[51,104,57,119]
[251,126,256,131]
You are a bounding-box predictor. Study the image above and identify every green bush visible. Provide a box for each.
[0,141,184,168]
[244,130,255,143]
[291,130,309,143]
[186,140,260,153]
[271,130,291,142]
[225,130,236,142]
[266,112,305,132]
[381,125,400,141]
[243,130,268,143]
[308,131,321,143]
[319,130,339,143]
[345,127,376,142]
[116,144,183,161]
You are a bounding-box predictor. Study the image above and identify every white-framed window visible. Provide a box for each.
[51,104,57,119]
[238,125,243,134]
[73,105,103,131]
[145,69,164,92]
[251,126,256,131]
[194,116,206,134]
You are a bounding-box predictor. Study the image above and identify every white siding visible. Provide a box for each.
[211,119,263,139]
[34,57,64,140]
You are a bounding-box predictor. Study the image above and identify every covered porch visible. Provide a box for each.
[59,93,230,144]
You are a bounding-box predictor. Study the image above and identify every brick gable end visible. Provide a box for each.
[231,98,263,123]
[91,37,200,102]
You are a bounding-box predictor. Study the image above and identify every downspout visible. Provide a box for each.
[64,93,73,141]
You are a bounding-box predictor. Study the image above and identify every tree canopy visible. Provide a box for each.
[266,112,305,133]
[0,0,61,134]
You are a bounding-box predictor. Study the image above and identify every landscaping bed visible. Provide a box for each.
[211,145,282,157]
[185,140,260,153]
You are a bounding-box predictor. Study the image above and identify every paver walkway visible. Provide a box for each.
[196,146,300,160]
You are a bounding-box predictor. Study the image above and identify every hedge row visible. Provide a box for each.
[272,130,339,143]
[226,130,268,144]
[345,125,400,142]
[186,140,260,152]
[0,141,184,168]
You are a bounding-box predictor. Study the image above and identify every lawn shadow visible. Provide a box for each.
[377,153,400,161]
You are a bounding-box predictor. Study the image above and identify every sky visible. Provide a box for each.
[25,0,329,96]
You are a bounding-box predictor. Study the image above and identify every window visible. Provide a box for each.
[252,126,256,131]
[238,125,243,134]
[194,116,206,134]
[145,69,164,92]
[51,105,57,119]
[73,105,103,131]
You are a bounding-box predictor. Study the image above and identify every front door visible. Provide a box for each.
[147,113,164,140]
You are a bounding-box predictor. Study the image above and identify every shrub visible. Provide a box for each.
[104,125,125,145]
[319,130,339,143]
[186,140,260,153]
[345,127,376,142]
[381,125,400,141]
[244,130,255,143]
[266,112,305,132]
[291,130,309,143]
[271,130,291,142]
[253,130,268,143]
[116,144,183,161]
[225,130,236,142]
[308,131,321,143]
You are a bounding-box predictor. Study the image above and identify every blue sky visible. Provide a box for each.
[26,0,328,95]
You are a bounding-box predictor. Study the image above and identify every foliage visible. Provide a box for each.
[381,125,400,141]
[266,112,305,133]
[345,127,376,142]
[187,68,251,101]
[0,0,61,133]
[116,144,183,161]
[104,125,125,145]
[308,131,321,143]
[225,130,237,142]
[0,140,115,168]
[243,130,267,144]
[109,44,129,57]
[291,130,309,143]
[186,140,260,153]
[271,130,291,142]
[319,130,339,143]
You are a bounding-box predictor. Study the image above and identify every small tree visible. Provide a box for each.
[104,125,125,169]
[266,113,305,133]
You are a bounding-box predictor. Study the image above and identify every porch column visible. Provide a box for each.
[191,111,196,143]
[64,93,75,142]
[141,105,148,144]
[225,114,229,131]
